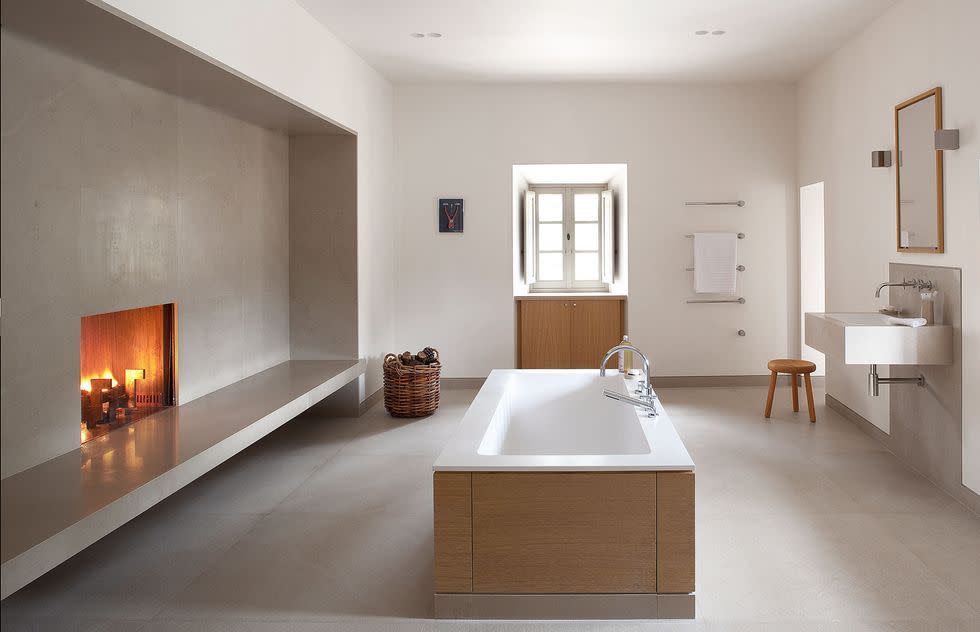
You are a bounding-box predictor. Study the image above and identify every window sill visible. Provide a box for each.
[514,292,627,300]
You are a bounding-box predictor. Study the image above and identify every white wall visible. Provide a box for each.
[394,83,798,378]
[797,0,980,493]
[94,0,397,401]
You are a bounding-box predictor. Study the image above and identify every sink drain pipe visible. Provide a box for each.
[868,364,925,397]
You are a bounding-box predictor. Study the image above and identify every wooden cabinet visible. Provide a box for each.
[518,299,572,368]
[518,297,625,369]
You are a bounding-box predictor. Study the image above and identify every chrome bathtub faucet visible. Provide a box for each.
[602,389,658,417]
[600,342,653,397]
[599,342,657,416]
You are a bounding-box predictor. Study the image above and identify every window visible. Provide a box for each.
[524,185,613,291]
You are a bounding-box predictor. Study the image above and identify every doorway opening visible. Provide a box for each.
[800,182,825,375]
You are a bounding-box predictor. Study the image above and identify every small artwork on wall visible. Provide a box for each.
[438,199,464,233]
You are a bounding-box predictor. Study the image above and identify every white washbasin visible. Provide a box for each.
[805,312,953,365]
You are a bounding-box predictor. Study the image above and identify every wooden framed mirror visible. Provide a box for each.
[894,87,944,253]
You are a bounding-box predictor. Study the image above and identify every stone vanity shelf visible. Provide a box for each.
[804,312,953,365]
[0,359,365,599]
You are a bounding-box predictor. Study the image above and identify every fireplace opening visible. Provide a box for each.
[80,303,177,443]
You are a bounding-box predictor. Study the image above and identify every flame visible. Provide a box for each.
[81,369,118,393]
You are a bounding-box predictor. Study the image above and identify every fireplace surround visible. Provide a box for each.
[79,304,176,443]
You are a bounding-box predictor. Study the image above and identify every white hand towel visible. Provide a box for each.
[886,316,927,327]
[694,232,738,294]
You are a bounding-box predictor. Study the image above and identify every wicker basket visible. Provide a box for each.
[383,349,441,417]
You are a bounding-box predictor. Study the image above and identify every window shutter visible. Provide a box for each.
[601,189,614,284]
[524,190,537,284]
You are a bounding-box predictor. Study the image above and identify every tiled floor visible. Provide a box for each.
[2,386,978,631]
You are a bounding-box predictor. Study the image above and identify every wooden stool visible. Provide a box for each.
[764,359,817,422]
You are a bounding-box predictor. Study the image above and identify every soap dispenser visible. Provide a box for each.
[919,289,938,325]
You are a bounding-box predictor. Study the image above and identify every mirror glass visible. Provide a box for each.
[895,88,943,252]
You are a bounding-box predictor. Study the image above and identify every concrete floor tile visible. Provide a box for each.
[696,512,975,622]
[1,510,259,620]
[4,387,977,631]
[276,454,434,516]
[871,509,980,612]
[160,450,324,516]
[812,450,962,515]
[162,509,434,621]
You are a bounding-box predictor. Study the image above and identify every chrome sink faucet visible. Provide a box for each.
[875,277,933,298]
[599,342,654,401]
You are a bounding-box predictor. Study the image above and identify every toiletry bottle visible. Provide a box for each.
[920,290,937,325]
[618,335,632,373]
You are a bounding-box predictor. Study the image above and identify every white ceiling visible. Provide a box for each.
[298,0,895,83]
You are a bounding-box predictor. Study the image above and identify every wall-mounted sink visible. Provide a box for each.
[805,312,953,365]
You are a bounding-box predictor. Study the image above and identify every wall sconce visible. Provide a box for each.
[871,150,892,168]
[935,129,959,150]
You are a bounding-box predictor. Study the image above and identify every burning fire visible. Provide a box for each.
[81,369,118,393]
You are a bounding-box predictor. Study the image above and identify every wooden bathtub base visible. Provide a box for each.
[433,471,695,620]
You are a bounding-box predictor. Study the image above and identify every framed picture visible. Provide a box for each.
[438,198,464,233]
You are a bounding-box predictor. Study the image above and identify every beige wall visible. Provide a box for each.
[1,28,290,478]
[394,83,798,378]
[95,0,397,402]
[2,0,396,478]
[289,135,358,360]
[797,0,980,493]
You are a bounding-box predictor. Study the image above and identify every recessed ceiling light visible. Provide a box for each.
[409,32,425,38]
[711,30,726,35]
[427,32,443,38]
[695,30,709,35]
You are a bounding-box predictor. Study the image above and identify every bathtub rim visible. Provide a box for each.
[433,369,695,472]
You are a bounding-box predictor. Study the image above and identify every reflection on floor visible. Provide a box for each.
[2,385,978,631]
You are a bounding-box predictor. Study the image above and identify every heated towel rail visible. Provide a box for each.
[684,200,745,207]
[685,232,745,239]
[685,231,746,305]
[686,297,746,304]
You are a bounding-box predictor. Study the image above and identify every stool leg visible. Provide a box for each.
[804,373,816,423]
[764,371,777,418]
[791,372,799,412]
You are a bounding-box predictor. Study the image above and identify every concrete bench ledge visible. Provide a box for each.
[1,359,366,599]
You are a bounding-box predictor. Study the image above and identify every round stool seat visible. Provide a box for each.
[764,358,817,422]
[767,359,816,374]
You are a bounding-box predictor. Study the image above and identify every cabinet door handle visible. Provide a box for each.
[573,303,577,307]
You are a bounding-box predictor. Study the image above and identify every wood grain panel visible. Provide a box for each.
[570,298,624,368]
[80,304,171,404]
[519,300,571,368]
[657,471,695,593]
[433,472,473,593]
[472,472,656,593]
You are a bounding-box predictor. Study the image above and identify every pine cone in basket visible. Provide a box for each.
[399,351,414,365]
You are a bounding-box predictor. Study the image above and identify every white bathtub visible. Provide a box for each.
[434,370,694,471]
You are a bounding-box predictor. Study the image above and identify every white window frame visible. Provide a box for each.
[528,184,611,292]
